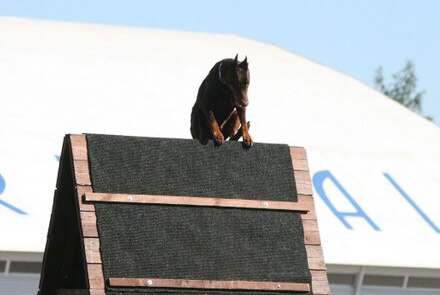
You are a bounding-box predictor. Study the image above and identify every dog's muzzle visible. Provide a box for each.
[239,97,249,107]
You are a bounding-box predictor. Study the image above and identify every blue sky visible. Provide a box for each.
[1,0,439,123]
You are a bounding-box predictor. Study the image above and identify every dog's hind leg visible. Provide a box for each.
[191,106,214,140]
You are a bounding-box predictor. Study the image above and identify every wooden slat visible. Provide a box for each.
[306,245,326,271]
[301,206,317,220]
[73,160,92,186]
[80,212,98,237]
[302,219,321,245]
[306,245,324,260]
[290,147,309,171]
[297,194,314,208]
[294,170,313,196]
[84,238,101,264]
[88,291,106,295]
[302,219,319,232]
[70,134,88,161]
[76,185,95,212]
[304,231,321,246]
[310,270,330,295]
[85,192,311,212]
[307,257,327,272]
[109,278,310,292]
[298,194,316,219]
[87,263,105,290]
[70,134,91,185]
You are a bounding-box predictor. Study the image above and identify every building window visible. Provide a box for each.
[363,275,405,287]
[328,273,356,285]
[407,277,440,289]
[0,261,6,273]
[9,261,42,274]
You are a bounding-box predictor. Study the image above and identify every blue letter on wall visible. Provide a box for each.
[0,173,28,215]
[0,174,4,194]
[384,173,439,234]
[313,170,380,231]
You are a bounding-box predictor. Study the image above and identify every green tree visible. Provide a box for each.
[374,61,431,120]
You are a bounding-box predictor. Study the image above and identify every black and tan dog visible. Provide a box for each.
[190,55,252,147]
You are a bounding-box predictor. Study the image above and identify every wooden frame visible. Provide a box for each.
[108,278,310,292]
[70,134,105,295]
[290,147,330,295]
[84,192,312,212]
[69,134,330,295]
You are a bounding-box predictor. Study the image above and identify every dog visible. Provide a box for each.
[190,55,253,147]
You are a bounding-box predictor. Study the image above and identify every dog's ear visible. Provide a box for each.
[239,56,248,69]
[232,54,239,68]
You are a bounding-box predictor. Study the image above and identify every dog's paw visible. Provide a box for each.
[213,132,225,145]
[243,133,253,147]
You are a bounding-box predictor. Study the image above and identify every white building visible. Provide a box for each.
[0,17,439,295]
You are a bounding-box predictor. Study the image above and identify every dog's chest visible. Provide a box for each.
[212,104,234,124]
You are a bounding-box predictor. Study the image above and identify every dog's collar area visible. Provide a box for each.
[218,62,226,84]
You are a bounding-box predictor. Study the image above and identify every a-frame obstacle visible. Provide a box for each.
[38,134,330,295]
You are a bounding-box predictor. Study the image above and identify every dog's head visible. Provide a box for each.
[220,54,250,108]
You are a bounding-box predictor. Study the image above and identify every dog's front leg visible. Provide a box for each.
[208,110,224,145]
[220,110,240,140]
[237,107,253,147]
